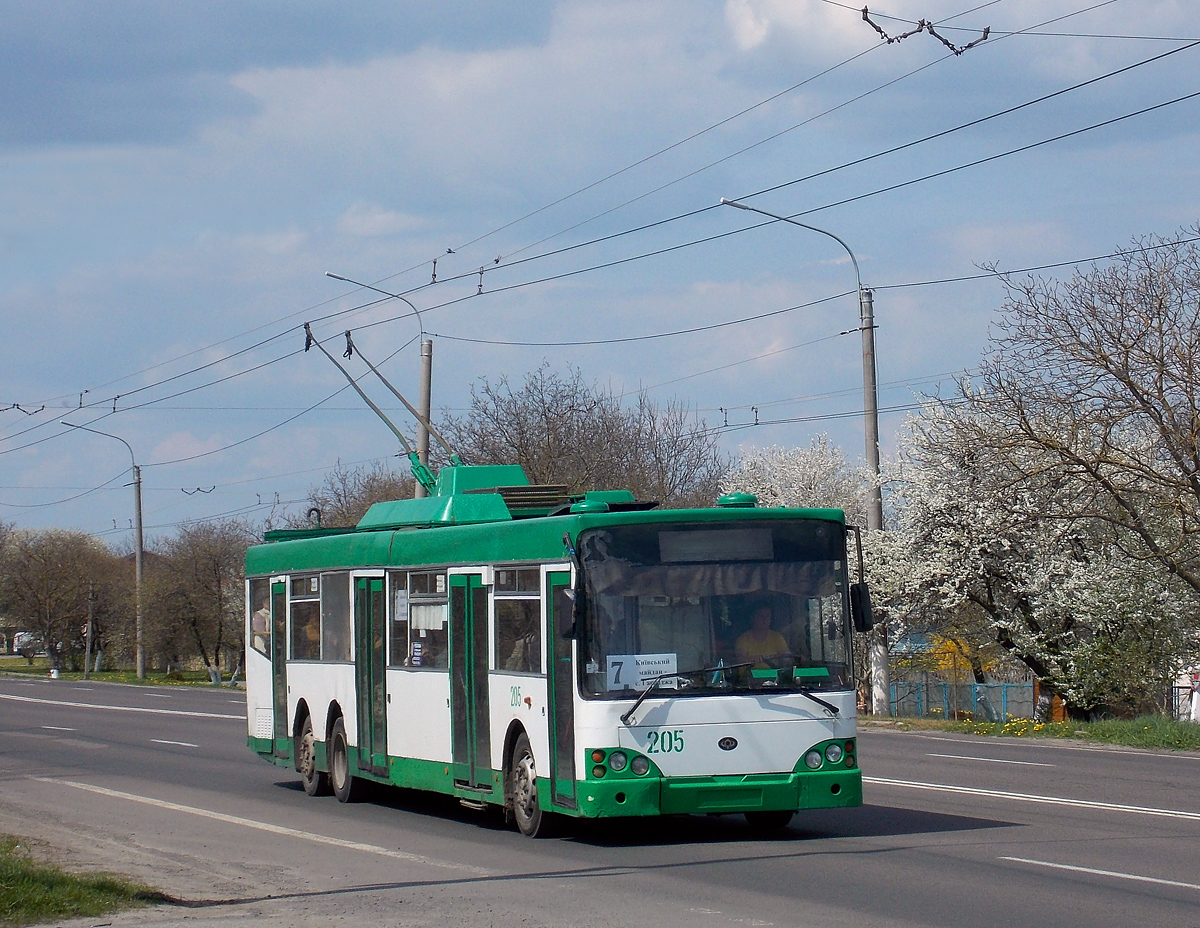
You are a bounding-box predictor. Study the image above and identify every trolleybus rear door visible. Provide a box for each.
[546,569,577,809]
[271,578,289,762]
[353,573,388,778]
[448,571,491,791]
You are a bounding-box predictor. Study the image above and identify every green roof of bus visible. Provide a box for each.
[245,463,846,575]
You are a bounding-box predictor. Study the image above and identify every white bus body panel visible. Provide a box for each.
[576,691,856,777]
[287,661,356,744]
[386,669,452,762]
[487,672,549,772]
[245,648,273,740]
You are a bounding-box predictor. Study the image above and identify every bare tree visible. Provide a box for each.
[977,227,1200,596]
[291,461,415,529]
[0,529,125,671]
[151,519,256,684]
[440,364,726,506]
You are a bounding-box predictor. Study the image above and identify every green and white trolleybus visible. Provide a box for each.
[245,463,873,836]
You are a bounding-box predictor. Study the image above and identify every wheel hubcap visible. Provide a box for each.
[514,751,537,818]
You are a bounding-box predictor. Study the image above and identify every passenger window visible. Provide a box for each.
[248,578,270,656]
[388,571,408,667]
[407,570,448,669]
[320,572,351,662]
[495,599,541,673]
[494,567,542,674]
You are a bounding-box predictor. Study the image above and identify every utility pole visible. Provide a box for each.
[720,198,891,714]
[859,288,890,716]
[61,422,146,679]
[84,581,95,681]
[133,462,145,679]
[415,338,433,499]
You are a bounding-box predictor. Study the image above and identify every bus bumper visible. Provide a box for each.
[572,767,862,818]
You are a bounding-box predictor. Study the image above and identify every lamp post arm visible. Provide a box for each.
[61,422,135,470]
[325,271,424,337]
[719,198,862,294]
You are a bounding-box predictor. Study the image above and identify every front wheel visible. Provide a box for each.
[509,733,558,838]
[298,715,329,797]
[328,717,361,803]
[745,810,794,832]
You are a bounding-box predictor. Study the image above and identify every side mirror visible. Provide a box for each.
[850,582,874,633]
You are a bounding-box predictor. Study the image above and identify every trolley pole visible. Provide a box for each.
[720,198,891,714]
[415,338,433,499]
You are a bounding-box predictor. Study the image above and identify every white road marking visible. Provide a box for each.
[1000,856,1200,892]
[926,752,1055,767]
[0,692,242,720]
[70,687,94,691]
[864,777,1200,821]
[42,725,76,732]
[146,693,173,698]
[38,779,488,874]
[151,739,198,748]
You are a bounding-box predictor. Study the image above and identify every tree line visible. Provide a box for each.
[3,226,1197,716]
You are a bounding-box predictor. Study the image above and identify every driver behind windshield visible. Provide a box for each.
[734,605,792,669]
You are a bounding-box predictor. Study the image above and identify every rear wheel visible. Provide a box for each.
[298,715,329,797]
[510,733,558,837]
[329,717,361,803]
[744,810,794,832]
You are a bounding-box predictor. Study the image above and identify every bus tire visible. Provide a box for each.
[298,714,329,797]
[744,810,794,832]
[329,717,361,803]
[510,732,558,838]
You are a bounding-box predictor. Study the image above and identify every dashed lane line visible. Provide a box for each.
[865,776,1200,821]
[0,692,242,720]
[151,739,198,748]
[37,779,489,874]
[1000,856,1200,892]
[42,726,76,732]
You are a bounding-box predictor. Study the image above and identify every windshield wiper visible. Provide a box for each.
[620,662,753,725]
[795,688,840,716]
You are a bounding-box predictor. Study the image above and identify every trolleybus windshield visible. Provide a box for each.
[578,520,853,697]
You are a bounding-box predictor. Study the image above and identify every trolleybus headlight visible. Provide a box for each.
[804,750,823,769]
[630,756,650,776]
[592,765,607,778]
[825,743,844,764]
[591,749,606,763]
[609,751,628,772]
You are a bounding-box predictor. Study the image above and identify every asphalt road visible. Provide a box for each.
[2,675,1199,928]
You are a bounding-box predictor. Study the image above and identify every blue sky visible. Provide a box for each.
[2,0,1198,543]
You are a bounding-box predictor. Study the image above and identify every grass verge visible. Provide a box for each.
[0,657,236,688]
[0,835,166,926]
[874,715,1200,751]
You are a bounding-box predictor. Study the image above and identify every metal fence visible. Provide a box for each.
[890,680,1035,721]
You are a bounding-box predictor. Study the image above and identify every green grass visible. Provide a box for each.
[0,656,236,688]
[0,835,166,926]
[880,714,1200,751]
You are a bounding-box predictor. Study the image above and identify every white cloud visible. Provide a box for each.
[335,202,423,237]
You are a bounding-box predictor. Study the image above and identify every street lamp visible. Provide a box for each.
[62,422,145,679]
[719,198,889,713]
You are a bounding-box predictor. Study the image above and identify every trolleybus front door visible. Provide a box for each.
[448,572,491,790]
[547,570,576,809]
[271,579,289,762]
[354,575,388,778]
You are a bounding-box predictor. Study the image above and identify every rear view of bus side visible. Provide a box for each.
[244,463,873,837]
